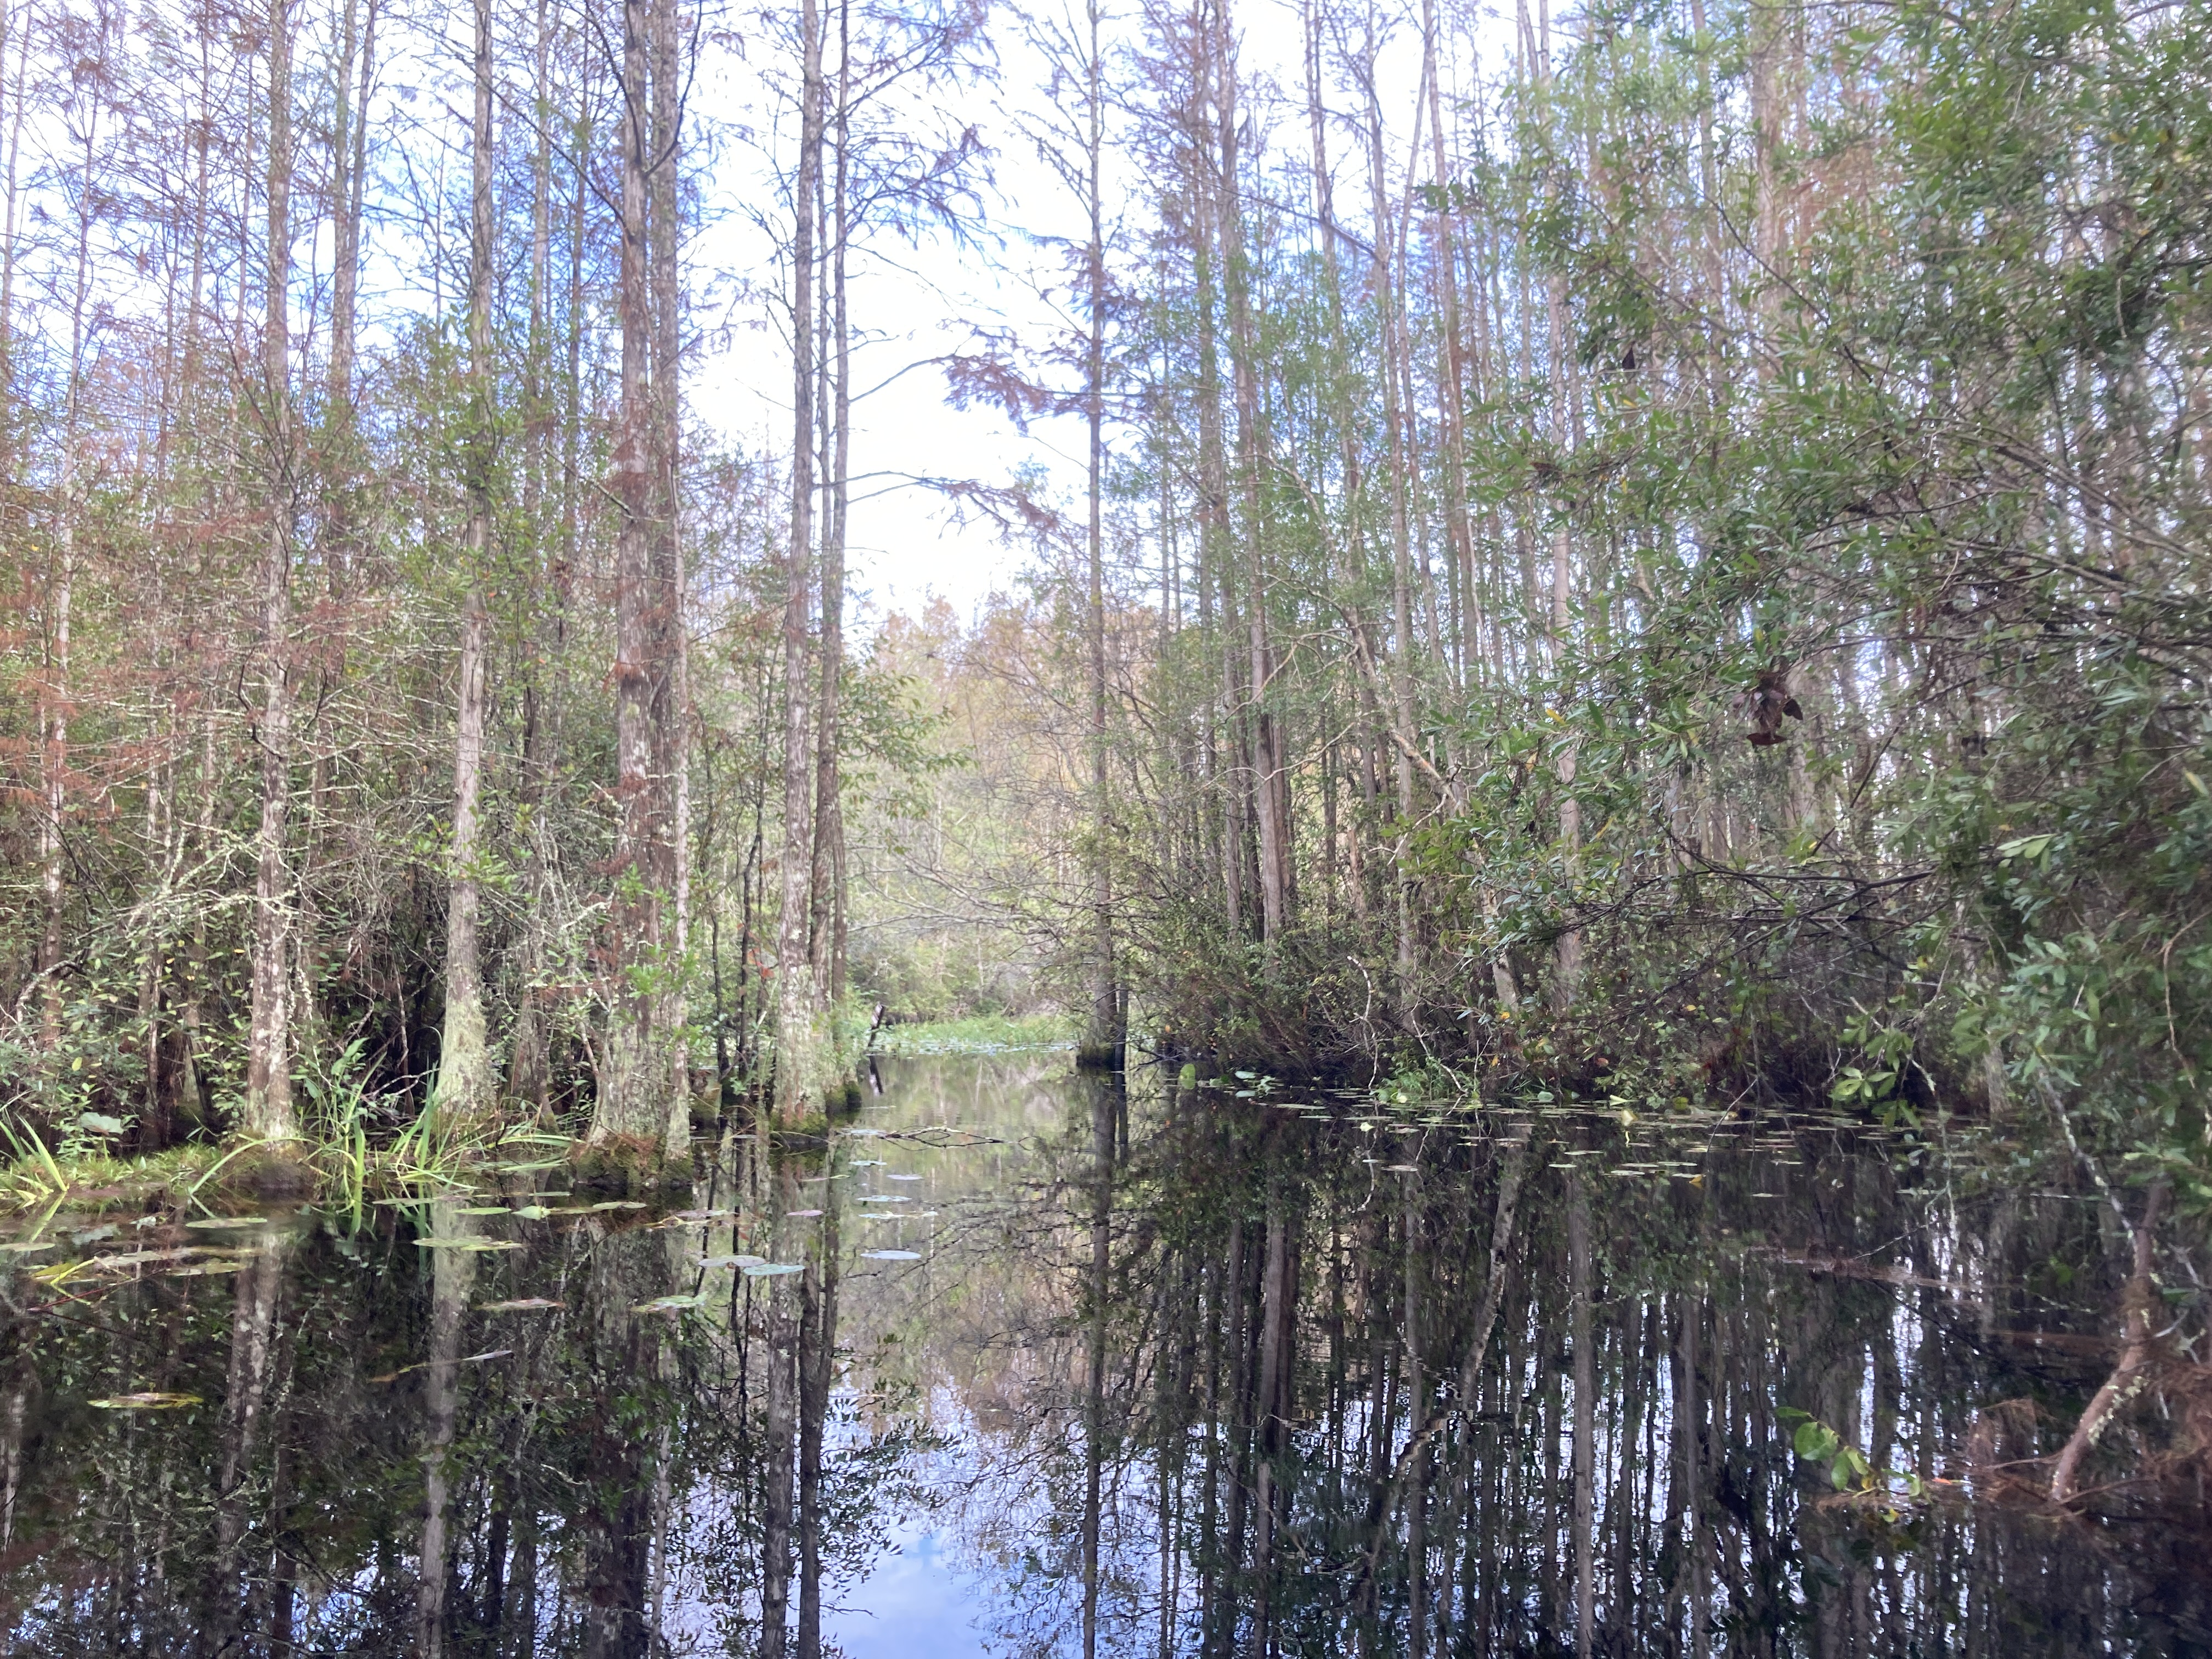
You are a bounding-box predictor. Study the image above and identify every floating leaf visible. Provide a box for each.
[453,1206,514,1216]
[78,1113,128,1136]
[184,1216,269,1230]
[786,1209,825,1218]
[632,1294,707,1313]
[590,1200,647,1212]
[0,1240,55,1255]
[370,1348,514,1384]
[861,1249,921,1261]
[1385,1164,1419,1173]
[72,1248,198,1272]
[510,1205,554,1220]
[415,1238,523,1252]
[90,1392,201,1410]
[479,1297,564,1313]
[698,1254,766,1270]
[741,1262,803,1278]
[670,1208,737,1222]
[886,1174,923,1182]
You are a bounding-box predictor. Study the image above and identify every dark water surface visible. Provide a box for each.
[3,1053,2207,1655]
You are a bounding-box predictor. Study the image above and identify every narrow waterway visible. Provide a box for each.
[1,1053,2203,1655]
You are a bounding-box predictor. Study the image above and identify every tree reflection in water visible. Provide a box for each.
[2,1054,2206,1655]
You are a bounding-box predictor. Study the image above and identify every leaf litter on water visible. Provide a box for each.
[416,1238,523,1252]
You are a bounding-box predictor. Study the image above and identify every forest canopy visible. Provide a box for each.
[0,0,2206,1199]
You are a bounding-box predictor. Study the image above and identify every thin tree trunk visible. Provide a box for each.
[1214,0,1290,955]
[810,0,850,1032]
[650,0,690,1139]
[434,0,496,1125]
[1081,0,1119,1061]
[245,0,298,1147]
[775,0,826,1121]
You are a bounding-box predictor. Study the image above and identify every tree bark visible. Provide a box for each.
[775,0,827,1121]
[434,0,496,1125]
[594,0,673,1152]
[245,0,298,1145]
[1081,0,1120,1061]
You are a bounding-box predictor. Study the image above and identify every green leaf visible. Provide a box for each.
[1793,1421,1839,1462]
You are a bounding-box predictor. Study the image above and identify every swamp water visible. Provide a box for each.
[2,1052,2207,1656]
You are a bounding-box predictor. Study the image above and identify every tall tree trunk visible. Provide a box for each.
[1214,0,1291,956]
[509,0,560,1113]
[594,0,672,1153]
[775,0,826,1121]
[650,0,690,1141]
[810,1,849,1034]
[1081,0,1120,1062]
[245,0,298,1146]
[434,0,495,1126]
[1190,100,1240,944]
[1362,47,1421,1027]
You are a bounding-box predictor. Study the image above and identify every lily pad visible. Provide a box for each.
[90,1392,201,1410]
[741,1262,803,1278]
[698,1254,767,1270]
[861,1249,921,1261]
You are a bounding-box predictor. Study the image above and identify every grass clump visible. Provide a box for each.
[870,1013,1075,1056]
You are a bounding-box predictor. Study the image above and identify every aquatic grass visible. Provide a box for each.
[868,1013,1075,1056]
[0,1128,227,1215]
